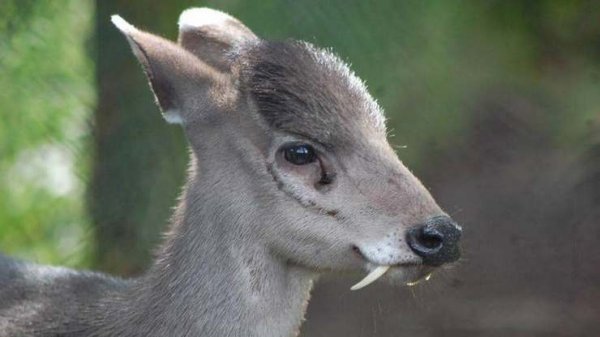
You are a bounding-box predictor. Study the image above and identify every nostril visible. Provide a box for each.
[406,216,462,266]
[406,227,443,256]
[419,229,443,249]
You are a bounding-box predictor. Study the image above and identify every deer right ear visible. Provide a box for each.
[177,8,258,72]
[111,15,227,125]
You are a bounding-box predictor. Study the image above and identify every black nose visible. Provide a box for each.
[406,216,462,266]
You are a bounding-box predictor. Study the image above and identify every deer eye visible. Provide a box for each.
[283,144,317,165]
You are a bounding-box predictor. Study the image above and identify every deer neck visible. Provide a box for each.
[122,161,316,337]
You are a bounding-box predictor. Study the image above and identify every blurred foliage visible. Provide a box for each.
[0,0,94,267]
[1,0,600,270]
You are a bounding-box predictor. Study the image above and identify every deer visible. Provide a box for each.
[0,8,462,337]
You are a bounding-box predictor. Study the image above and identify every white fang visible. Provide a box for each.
[350,265,391,291]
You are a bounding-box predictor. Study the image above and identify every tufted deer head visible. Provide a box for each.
[111,7,461,299]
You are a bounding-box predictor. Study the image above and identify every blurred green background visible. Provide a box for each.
[1,0,599,336]
[0,0,93,266]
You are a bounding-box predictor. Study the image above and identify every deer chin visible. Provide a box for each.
[350,263,434,291]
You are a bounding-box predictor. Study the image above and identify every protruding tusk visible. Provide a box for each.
[407,273,433,287]
[350,265,391,291]
[406,279,420,287]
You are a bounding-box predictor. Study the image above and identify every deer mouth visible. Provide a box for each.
[350,263,435,291]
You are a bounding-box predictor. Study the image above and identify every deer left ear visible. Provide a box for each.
[111,15,228,125]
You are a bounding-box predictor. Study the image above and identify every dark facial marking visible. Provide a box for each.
[266,162,342,220]
[239,40,385,150]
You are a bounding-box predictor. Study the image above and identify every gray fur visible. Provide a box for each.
[239,40,385,150]
[0,8,457,337]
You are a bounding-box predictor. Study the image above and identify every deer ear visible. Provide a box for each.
[177,8,258,72]
[111,15,225,125]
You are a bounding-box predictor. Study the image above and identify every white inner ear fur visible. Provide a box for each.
[178,7,236,32]
[163,109,184,125]
[111,15,137,34]
[111,15,185,125]
[111,15,145,63]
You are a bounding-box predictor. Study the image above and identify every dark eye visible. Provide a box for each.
[283,144,317,165]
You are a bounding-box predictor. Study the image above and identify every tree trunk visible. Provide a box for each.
[90,0,188,275]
